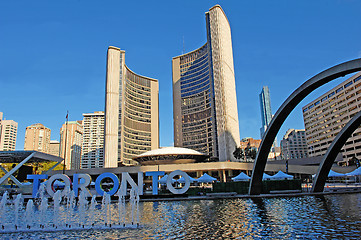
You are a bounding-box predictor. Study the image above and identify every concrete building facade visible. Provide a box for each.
[104,47,159,167]
[24,123,51,153]
[0,112,18,151]
[81,111,104,169]
[302,72,361,165]
[280,129,308,160]
[49,140,60,157]
[60,121,83,170]
[172,5,240,162]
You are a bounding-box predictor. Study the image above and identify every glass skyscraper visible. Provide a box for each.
[259,86,273,138]
[172,5,240,161]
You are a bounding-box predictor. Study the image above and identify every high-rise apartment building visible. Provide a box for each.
[60,121,83,170]
[280,129,308,159]
[172,5,240,162]
[0,112,18,151]
[49,140,60,157]
[24,123,51,153]
[81,111,104,169]
[303,72,361,165]
[104,46,159,167]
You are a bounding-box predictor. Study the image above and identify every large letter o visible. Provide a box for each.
[46,174,71,197]
[167,170,190,194]
[95,172,120,196]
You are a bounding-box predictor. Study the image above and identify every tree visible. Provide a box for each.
[233,147,243,160]
[233,146,257,162]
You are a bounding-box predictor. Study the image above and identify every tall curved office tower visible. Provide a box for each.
[172,5,240,161]
[104,46,159,167]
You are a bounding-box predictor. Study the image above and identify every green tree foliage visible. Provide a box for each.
[0,162,64,179]
[233,147,257,161]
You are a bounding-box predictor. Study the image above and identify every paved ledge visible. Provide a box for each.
[20,187,361,202]
[140,188,361,202]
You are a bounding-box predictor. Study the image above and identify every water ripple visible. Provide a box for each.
[1,193,361,239]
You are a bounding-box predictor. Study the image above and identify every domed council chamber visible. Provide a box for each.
[133,147,209,165]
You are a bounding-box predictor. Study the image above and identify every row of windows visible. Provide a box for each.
[126,70,151,88]
[124,113,151,123]
[180,56,209,77]
[182,104,211,115]
[126,78,151,95]
[125,86,151,102]
[181,83,210,98]
[125,101,151,115]
[123,126,151,137]
[180,44,208,65]
[182,109,211,124]
[124,132,151,142]
[182,98,210,110]
[181,73,210,90]
[125,105,151,120]
[180,67,209,83]
[182,91,210,106]
[125,92,151,107]
[304,89,361,124]
[181,79,210,95]
[180,48,208,67]
[303,74,361,113]
[183,123,213,134]
[123,136,151,147]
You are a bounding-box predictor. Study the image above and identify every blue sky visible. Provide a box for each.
[1,0,361,150]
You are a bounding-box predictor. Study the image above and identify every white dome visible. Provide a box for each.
[136,147,205,158]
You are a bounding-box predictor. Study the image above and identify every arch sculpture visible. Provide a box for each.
[312,110,361,192]
[249,58,361,195]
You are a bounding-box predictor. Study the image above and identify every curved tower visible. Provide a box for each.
[105,46,159,167]
[172,5,240,161]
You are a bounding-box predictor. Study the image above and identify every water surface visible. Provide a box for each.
[1,193,360,239]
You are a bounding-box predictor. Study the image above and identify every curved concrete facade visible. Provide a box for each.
[249,58,361,195]
[105,47,159,167]
[312,110,361,192]
[172,5,240,161]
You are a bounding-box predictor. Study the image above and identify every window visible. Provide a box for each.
[354,75,361,83]
[344,81,353,88]
[336,87,343,93]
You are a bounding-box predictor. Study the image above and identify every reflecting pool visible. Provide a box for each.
[1,193,361,239]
